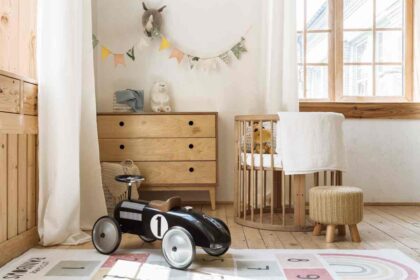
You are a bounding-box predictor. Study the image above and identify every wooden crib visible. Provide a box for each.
[234,115,342,232]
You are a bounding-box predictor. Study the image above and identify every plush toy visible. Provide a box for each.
[150,81,171,112]
[142,2,166,38]
[252,123,273,154]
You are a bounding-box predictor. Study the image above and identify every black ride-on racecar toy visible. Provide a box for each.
[92,175,231,270]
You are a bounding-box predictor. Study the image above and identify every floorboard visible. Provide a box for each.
[34,205,420,262]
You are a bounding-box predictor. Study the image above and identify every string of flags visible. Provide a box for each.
[93,30,249,70]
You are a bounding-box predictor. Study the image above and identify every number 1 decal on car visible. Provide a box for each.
[150,214,168,238]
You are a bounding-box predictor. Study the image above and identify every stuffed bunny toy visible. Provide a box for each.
[142,2,166,38]
[150,81,171,112]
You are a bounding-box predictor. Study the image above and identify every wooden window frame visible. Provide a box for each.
[299,0,414,103]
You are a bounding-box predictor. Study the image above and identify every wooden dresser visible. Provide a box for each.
[97,112,218,209]
[0,70,38,266]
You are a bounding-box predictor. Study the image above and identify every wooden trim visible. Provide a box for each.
[186,201,420,207]
[300,102,420,119]
[405,0,414,101]
[97,112,218,116]
[0,112,38,134]
[0,227,39,267]
[0,70,37,85]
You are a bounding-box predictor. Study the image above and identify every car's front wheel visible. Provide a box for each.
[162,226,195,270]
[92,216,121,255]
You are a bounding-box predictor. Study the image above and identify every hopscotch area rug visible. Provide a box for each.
[1,249,419,280]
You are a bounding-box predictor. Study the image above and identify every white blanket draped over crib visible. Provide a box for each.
[276,112,347,175]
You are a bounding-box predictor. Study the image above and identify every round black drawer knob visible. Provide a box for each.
[188,120,194,126]
[119,121,125,127]
[119,144,125,150]
[189,167,194,172]
[188,144,194,149]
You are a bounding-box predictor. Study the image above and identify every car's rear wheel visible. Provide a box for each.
[203,246,229,257]
[162,226,195,270]
[139,235,156,243]
[92,216,121,255]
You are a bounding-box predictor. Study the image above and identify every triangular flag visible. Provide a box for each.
[159,35,171,51]
[219,52,232,65]
[114,54,125,67]
[126,47,135,61]
[92,34,99,48]
[101,46,111,60]
[188,56,200,69]
[231,38,247,59]
[169,48,184,63]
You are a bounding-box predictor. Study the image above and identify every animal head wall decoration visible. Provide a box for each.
[142,2,166,38]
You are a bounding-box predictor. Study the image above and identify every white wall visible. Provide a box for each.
[93,0,420,203]
[93,0,265,202]
[344,120,420,203]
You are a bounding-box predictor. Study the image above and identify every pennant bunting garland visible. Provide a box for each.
[169,48,184,63]
[101,46,111,60]
[159,35,171,51]
[93,26,250,70]
[114,54,125,66]
[126,47,135,61]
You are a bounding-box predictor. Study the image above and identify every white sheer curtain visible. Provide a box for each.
[259,0,298,112]
[37,0,107,245]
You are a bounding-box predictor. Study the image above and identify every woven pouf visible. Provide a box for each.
[309,186,363,243]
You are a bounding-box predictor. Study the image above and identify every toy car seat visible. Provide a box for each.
[149,196,181,212]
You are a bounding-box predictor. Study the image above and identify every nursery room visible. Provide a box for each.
[1,0,420,279]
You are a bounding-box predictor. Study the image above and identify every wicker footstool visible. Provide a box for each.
[309,186,363,243]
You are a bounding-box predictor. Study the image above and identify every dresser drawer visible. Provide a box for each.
[0,75,20,113]
[97,114,216,138]
[22,82,37,115]
[135,161,216,184]
[99,138,216,161]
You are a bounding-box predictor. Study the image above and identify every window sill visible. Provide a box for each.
[299,102,420,119]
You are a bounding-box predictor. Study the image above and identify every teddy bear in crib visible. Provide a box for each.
[150,81,171,112]
[252,123,273,154]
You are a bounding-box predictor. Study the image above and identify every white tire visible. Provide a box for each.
[161,227,195,270]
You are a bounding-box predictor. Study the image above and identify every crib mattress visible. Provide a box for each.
[241,153,283,169]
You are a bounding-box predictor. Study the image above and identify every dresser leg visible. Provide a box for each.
[209,188,216,210]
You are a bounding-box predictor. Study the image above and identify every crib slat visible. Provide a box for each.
[259,121,263,223]
[281,171,286,226]
[330,171,335,186]
[314,172,319,186]
[324,171,327,185]
[234,120,239,217]
[270,121,274,224]
[250,121,255,222]
[242,121,247,219]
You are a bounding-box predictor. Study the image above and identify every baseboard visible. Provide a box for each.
[0,227,39,267]
[185,201,233,206]
[364,202,420,206]
[185,201,420,207]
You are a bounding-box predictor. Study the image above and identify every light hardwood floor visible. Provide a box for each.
[43,205,420,262]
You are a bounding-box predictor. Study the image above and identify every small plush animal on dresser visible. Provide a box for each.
[150,81,171,112]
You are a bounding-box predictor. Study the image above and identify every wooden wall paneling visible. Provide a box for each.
[17,134,27,233]
[0,0,19,73]
[0,134,7,242]
[26,134,36,229]
[22,82,37,115]
[18,0,37,79]
[7,133,18,239]
[0,75,21,113]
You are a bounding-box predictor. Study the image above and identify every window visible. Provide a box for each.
[297,0,413,102]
